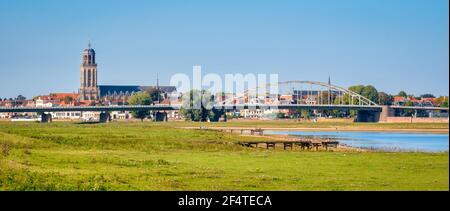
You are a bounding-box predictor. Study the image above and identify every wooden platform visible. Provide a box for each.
[238,140,339,151]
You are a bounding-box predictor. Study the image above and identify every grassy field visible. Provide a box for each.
[0,121,448,191]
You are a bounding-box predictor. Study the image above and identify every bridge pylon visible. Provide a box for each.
[40,113,52,123]
[99,112,111,123]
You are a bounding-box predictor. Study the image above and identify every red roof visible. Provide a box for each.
[394,96,406,102]
[49,93,79,101]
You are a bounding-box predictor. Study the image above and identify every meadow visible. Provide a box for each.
[0,121,448,191]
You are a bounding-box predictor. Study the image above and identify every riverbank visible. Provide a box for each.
[194,121,448,152]
[185,126,449,134]
[175,120,449,134]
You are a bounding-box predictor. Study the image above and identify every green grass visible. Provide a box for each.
[0,122,448,191]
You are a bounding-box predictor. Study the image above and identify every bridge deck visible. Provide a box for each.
[0,104,446,113]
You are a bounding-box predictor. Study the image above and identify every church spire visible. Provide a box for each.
[157,73,161,103]
[157,73,159,89]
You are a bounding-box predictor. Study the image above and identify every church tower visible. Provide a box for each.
[79,42,99,101]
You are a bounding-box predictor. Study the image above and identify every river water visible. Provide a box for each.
[264,130,449,152]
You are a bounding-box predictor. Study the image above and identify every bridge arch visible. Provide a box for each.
[236,80,379,106]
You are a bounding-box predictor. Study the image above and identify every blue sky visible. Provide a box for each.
[0,0,448,98]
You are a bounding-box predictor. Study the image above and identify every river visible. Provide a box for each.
[264,130,449,152]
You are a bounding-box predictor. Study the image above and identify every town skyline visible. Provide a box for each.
[0,0,448,98]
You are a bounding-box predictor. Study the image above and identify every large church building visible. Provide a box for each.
[78,43,176,102]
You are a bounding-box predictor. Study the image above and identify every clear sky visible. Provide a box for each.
[0,0,448,99]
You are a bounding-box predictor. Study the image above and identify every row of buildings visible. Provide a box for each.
[393,96,443,107]
[0,43,341,121]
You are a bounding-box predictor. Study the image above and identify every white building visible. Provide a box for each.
[240,109,279,119]
[110,111,132,120]
[51,112,82,120]
[167,110,181,120]
[82,111,100,121]
[0,113,10,119]
[35,99,55,108]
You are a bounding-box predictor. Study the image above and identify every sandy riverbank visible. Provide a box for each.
[191,126,369,152]
[182,126,449,134]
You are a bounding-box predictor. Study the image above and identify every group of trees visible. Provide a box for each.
[127,88,161,121]
[63,96,74,104]
[179,90,225,122]
[127,89,226,122]
[16,95,26,101]
[396,91,448,108]
[437,97,449,108]
[0,95,27,101]
[336,85,382,105]
[343,86,448,108]
[289,109,312,119]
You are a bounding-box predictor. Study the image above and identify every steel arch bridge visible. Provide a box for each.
[228,80,379,107]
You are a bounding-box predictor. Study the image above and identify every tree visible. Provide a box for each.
[398,91,407,98]
[16,95,26,101]
[276,112,286,119]
[348,85,365,95]
[347,85,364,105]
[180,90,224,122]
[420,94,435,98]
[331,109,344,118]
[403,101,415,116]
[63,96,74,104]
[347,85,378,105]
[128,92,152,121]
[210,108,225,121]
[378,92,393,105]
[318,91,332,104]
[301,110,311,119]
[440,97,449,108]
[142,87,162,103]
[361,85,378,103]
[434,96,447,107]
